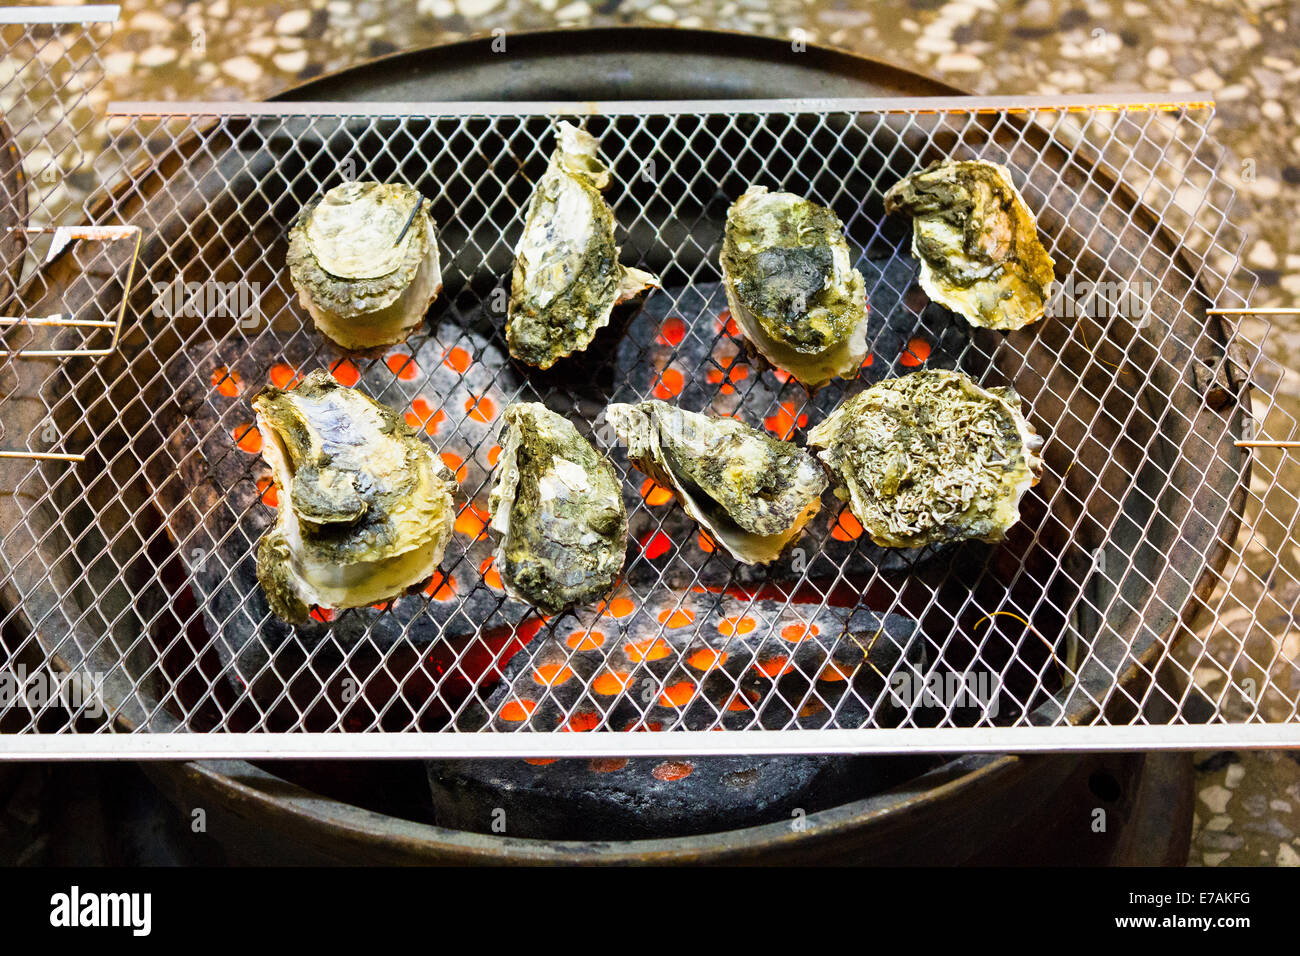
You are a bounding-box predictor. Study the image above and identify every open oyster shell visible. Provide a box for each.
[807,369,1043,549]
[605,399,826,564]
[287,181,442,350]
[719,186,870,388]
[253,369,457,623]
[883,159,1055,332]
[488,402,628,614]
[507,122,658,369]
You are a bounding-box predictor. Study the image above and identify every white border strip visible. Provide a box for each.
[106,92,1217,119]
[1,724,1297,761]
[0,4,119,24]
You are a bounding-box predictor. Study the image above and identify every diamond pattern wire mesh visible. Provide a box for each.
[0,84,1296,754]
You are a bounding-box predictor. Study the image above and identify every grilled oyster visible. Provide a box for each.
[719,186,869,388]
[489,402,627,614]
[605,399,825,564]
[807,369,1042,549]
[253,369,457,623]
[883,159,1055,331]
[507,122,658,369]
[287,181,442,350]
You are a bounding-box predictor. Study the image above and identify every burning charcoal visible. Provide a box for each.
[427,589,926,839]
[149,266,944,727]
[454,589,924,734]
[425,753,910,840]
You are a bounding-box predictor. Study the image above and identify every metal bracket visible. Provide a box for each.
[0,224,141,462]
[1209,305,1300,449]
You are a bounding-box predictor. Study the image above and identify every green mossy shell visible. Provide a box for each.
[253,370,456,623]
[883,159,1055,331]
[507,122,656,369]
[719,186,869,387]
[807,369,1043,549]
[488,402,627,614]
[605,399,825,564]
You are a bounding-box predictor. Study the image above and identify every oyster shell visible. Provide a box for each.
[605,399,826,564]
[507,122,658,369]
[807,369,1043,549]
[883,159,1055,331]
[287,181,442,350]
[488,402,627,614]
[253,369,457,623]
[719,186,870,388]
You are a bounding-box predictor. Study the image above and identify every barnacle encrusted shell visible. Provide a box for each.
[488,402,628,614]
[253,369,457,623]
[883,159,1055,332]
[287,181,442,350]
[507,122,658,369]
[605,399,826,564]
[807,369,1043,549]
[719,185,870,388]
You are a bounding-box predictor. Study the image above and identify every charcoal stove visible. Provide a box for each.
[0,23,1291,860]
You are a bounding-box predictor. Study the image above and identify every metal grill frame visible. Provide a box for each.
[2,76,1299,756]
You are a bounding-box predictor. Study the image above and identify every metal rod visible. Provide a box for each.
[1235,441,1300,448]
[1208,307,1300,315]
[0,451,85,462]
[0,316,117,328]
[0,724,1297,760]
[106,92,1218,119]
[0,5,120,25]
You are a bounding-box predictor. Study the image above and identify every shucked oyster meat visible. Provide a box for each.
[507,122,658,369]
[720,186,870,388]
[605,399,826,565]
[807,369,1043,549]
[253,369,457,623]
[884,159,1055,332]
[489,402,627,614]
[287,181,442,350]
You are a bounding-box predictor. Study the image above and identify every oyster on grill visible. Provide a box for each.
[807,369,1043,549]
[489,402,628,614]
[507,122,658,369]
[719,186,870,388]
[287,181,442,350]
[253,370,457,623]
[605,399,826,564]
[883,159,1055,332]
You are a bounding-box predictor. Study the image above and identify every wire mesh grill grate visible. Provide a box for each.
[0,56,1296,755]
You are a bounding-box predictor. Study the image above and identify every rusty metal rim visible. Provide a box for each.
[146,751,1030,864]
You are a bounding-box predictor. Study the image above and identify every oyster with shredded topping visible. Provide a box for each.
[719,186,870,388]
[507,122,658,369]
[253,370,457,623]
[489,402,627,614]
[807,369,1043,549]
[605,399,825,564]
[287,181,442,350]
[884,159,1055,331]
